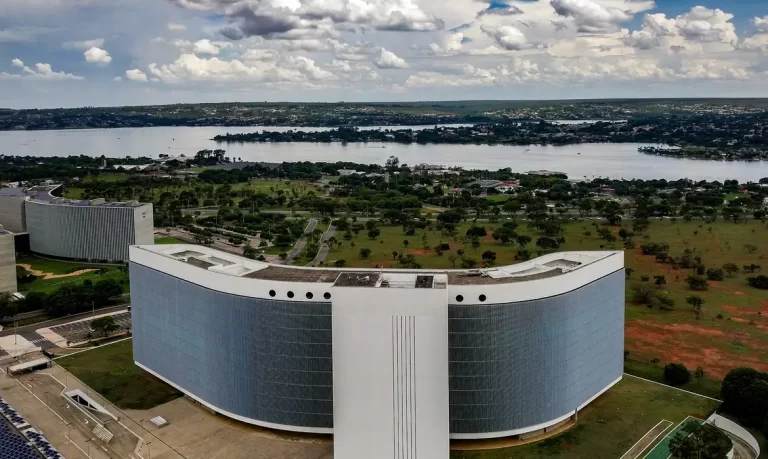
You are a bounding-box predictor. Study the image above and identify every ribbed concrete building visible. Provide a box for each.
[130,245,625,459]
[0,227,17,294]
[0,185,153,262]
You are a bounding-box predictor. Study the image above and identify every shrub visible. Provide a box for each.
[654,291,676,311]
[706,268,724,281]
[747,275,768,289]
[664,363,691,385]
[686,276,709,291]
[632,284,655,303]
[641,242,670,255]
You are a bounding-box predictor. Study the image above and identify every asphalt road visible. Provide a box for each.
[284,219,318,264]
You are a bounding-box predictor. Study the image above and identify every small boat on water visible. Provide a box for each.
[577,152,581,155]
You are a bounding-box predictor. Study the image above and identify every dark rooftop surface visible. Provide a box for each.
[245,266,341,283]
[186,258,216,269]
[447,268,564,285]
[334,273,380,287]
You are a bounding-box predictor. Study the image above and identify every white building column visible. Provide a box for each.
[331,273,450,459]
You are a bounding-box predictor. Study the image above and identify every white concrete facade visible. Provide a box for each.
[332,280,450,459]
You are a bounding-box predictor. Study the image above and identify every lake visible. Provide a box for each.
[1,126,766,182]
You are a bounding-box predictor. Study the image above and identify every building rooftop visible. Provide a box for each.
[1,185,149,208]
[133,244,619,286]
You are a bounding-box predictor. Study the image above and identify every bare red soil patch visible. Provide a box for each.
[733,291,745,296]
[409,249,432,256]
[730,317,749,324]
[626,319,768,379]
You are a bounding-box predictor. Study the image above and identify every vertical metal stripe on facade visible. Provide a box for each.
[25,201,151,261]
[392,316,417,459]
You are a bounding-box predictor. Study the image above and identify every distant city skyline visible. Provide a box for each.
[1,0,768,108]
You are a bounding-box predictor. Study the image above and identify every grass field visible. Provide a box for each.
[450,375,719,459]
[16,255,130,294]
[65,176,324,204]
[334,219,768,380]
[57,340,182,410]
[154,237,185,244]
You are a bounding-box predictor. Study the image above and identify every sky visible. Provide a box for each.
[1,0,767,108]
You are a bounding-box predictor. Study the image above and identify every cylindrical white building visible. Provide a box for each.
[129,245,625,459]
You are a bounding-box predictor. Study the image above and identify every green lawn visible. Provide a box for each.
[451,375,719,459]
[16,255,129,294]
[57,340,182,410]
[154,237,185,244]
[65,178,323,205]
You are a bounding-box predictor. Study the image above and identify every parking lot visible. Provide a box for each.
[48,312,132,345]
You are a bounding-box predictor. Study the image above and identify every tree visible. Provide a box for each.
[242,243,258,260]
[600,201,623,225]
[516,235,532,248]
[654,275,666,286]
[403,239,410,248]
[632,284,655,304]
[367,228,381,240]
[669,420,732,459]
[722,263,740,277]
[460,258,478,269]
[747,275,768,289]
[91,316,120,338]
[492,226,516,244]
[481,251,497,266]
[0,293,17,324]
[535,236,559,250]
[359,248,372,259]
[466,226,487,238]
[664,363,691,385]
[448,255,457,268]
[685,295,704,311]
[686,276,709,291]
[625,267,634,279]
[743,244,758,254]
[706,268,724,281]
[694,366,706,381]
[333,259,347,267]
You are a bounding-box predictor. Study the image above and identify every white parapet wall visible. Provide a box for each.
[707,414,761,458]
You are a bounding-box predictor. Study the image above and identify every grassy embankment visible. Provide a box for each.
[57,340,182,410]
[16,254,129,294]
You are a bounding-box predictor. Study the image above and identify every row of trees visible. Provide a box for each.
[0,279,124,322]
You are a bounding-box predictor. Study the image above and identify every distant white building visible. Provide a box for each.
[338,169,361,177]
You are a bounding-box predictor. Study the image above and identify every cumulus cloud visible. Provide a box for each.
[84,47,112,64]
[167,22,187,32]
[142,53,335,84]
[551,0,634,33]
[1,59,83,80]
[481,25,530,51]
[625,6,738,50]
[125,69,148,82]
[374,48,409,69]
[429,33,463,55]
[192,39,221,55]
[63,38,105,50]
[168,0,444,39]
[754,16,768,33]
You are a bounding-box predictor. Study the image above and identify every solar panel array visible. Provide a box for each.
[0,396,64,459]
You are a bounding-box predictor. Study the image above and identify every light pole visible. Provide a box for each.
[138,419,145,439]
[85,438,93,458]
[146,440,152,459]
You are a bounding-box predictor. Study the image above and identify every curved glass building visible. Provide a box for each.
[129,245,624,459]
